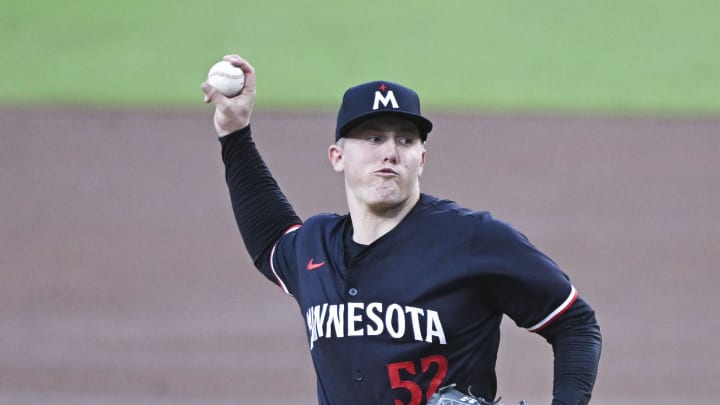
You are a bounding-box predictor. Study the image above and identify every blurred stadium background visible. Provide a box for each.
[1,1,718,404]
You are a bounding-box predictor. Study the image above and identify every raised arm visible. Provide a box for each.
[201,55,302,280]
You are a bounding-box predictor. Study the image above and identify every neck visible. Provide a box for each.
[346,192,421,245]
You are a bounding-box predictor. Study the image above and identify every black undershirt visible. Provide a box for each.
[342,218,367,266]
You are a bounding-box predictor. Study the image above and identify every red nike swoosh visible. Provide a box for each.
[307,258,325,270]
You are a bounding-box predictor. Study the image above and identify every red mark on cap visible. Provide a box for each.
[379,84,388,92]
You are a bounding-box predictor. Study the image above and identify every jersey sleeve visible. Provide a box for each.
[219,126,303,288]
[268,224,302,296]
[470,216,577,332]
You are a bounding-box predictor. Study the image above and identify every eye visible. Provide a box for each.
[367,135,384,143]
[398,136,417,146]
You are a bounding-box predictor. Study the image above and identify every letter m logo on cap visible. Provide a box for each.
[372,86,399,110]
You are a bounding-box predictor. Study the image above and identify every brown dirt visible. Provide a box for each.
[1,107,718,404]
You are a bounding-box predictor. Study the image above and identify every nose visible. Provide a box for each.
[382,140,398,164]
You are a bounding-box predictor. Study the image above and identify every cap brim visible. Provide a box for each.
[339,111,433,141]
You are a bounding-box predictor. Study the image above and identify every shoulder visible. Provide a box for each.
[411,194,498,243]
[273,213,346,261]
[294,212,347,236]
[416,194,498,229]
[477,215,528,242]
[473,216,535,256]
[303,212,345,225]
[417,194,490,219]
[418,195,528,245]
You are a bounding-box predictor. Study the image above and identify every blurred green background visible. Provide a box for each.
[1,0,718,113]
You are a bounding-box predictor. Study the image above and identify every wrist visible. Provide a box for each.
[219,124,251,139]
[218,119,251,137]
[215,108,252,136]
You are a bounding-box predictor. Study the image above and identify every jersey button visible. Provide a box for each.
[348,288,358,296]
[354,371,364,382]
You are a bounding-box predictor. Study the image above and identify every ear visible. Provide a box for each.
[328,144,344,172]
[418,147,427,177]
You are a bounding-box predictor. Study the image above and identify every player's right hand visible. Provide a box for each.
[201,54,256,137]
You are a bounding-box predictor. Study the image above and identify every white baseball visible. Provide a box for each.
[207,61,245,97]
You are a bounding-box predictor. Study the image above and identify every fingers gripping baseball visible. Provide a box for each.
[201,54,256,136]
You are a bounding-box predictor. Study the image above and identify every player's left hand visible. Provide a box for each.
[426,384,527,405]
[201,54,257,136]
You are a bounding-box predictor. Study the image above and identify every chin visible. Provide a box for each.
[349,180,419,211]
[366,188,407,208]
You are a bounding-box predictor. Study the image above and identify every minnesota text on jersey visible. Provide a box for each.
[305,302,447,349]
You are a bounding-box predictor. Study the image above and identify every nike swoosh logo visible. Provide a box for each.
[307,258,326,270]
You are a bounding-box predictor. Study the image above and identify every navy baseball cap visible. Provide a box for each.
[335,81,433,141]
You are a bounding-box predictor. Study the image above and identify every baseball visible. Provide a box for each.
[207,61,245,97]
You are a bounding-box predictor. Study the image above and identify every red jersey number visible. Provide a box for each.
[387,354,448,405]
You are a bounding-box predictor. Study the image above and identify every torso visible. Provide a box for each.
[270,194,573,404]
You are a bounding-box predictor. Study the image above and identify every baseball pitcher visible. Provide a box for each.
[201,54,601,405]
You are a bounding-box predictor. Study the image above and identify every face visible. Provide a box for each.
[328,115,427,211]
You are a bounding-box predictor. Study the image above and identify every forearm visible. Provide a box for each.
[220,125,302,271]
[539,297,602,405]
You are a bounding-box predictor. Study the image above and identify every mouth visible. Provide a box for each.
[374,168,399,176]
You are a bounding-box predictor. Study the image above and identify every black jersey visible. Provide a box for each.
[266,195,576,404]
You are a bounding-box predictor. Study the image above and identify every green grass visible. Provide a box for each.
[1,0,718,113]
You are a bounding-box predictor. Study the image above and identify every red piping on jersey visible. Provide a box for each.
[527,285,578,333]
[269,224,303,296]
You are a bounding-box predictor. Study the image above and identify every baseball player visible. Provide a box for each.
[201,54,602,405]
